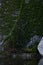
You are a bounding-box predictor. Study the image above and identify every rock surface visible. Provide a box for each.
[26,35,41,48]
[37,37,43,56]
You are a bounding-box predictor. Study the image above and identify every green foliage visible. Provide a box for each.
[0,0,43,50]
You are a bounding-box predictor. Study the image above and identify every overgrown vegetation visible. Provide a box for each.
[0,0,43,53]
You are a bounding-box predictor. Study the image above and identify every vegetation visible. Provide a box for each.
[0,0,43,53]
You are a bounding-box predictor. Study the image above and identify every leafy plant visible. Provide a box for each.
[0,0,43,50]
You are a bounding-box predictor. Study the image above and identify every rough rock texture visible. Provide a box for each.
[37,37,43,56]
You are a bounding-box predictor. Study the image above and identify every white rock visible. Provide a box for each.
[0,41,3,45]
[37,37,43,56]
[26,35,41,48]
